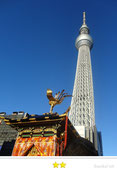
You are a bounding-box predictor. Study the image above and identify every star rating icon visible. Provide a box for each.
[53,162,66,168]
[60,162,66,168]
[53,162,59,168]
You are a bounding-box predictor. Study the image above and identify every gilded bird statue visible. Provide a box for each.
[47,89,72,114]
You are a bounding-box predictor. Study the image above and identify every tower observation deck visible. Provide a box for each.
[69,12,103,155]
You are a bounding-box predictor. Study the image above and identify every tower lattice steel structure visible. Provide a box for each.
[69,12,95,128]
[69,12,103,155]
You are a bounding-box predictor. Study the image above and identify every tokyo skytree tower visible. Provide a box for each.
[69,12,95,138]
[69,12,103,155]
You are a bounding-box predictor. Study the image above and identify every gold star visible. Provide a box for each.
[53,162,59,168]
[60,162,66,168]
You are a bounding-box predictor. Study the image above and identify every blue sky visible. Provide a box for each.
[0,0,117,156]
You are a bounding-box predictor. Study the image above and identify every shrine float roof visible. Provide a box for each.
[0,112,66,126]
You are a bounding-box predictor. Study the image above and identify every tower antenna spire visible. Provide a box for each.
[83,11,86,24]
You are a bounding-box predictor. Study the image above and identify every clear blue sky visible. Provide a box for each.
[0,0,117,156]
